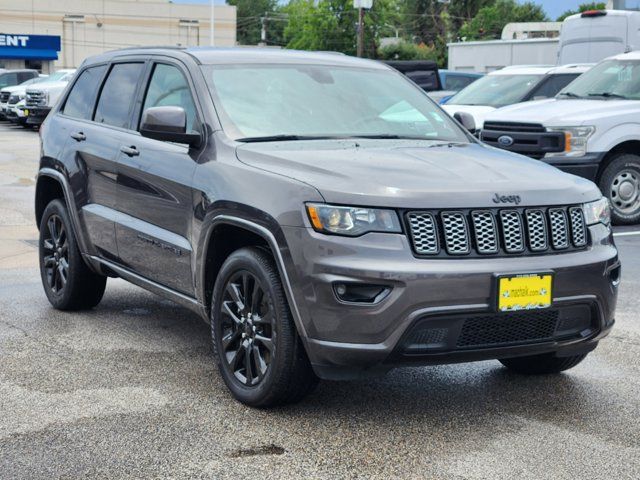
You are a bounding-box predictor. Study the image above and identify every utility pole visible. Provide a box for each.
[357,7,364,57]
[260,13,267,46]
[354,0,372,57]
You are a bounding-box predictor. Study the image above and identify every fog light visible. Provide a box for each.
[333,283,391,304]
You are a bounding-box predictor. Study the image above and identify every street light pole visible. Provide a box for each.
[210,0,215,46]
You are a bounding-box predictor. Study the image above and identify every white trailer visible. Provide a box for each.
[447,38,559,73]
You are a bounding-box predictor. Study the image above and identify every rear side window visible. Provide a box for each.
[94,63,144,128]
[444,75,477,91]
[529,74,579,100]
[62,65,107,120]
[141,63,198,133]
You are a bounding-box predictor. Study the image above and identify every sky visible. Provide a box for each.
[173,1,594,22]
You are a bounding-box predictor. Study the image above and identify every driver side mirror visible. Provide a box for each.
[140,106,201,148]
[453,111,476,135]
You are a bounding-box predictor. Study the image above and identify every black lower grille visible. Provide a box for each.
[457,310,559,348]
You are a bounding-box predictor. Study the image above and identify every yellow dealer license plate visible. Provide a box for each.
[497,273,553,312]
[23,109,29,116]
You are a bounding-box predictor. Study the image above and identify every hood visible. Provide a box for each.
[235,139,600,209]
[485,98,640,126]
[26,80,68,92]
[442,104,496,129]
[0,84,27,94]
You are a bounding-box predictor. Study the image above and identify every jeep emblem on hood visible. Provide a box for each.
[493,193,521,205]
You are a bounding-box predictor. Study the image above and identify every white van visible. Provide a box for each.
[558,9,640,64]
[481,51,640,224]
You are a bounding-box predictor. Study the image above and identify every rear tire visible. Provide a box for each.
[38,199,107,310]
[499,352,587,375]
[211,246,318,407]
[599,153,640,225]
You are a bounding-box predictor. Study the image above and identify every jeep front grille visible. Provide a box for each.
[406,206,587,257]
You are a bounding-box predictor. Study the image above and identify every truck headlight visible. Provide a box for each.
[583,197,611,226]
[306,203,401,236]
[546,126,595,158]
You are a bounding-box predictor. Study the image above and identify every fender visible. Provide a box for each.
[591,123,640,154]
[196,212,309,338]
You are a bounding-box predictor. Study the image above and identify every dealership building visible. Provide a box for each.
[0,0,237,73]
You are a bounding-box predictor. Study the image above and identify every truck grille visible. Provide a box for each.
[407,206,587,257]
[26,90,45,107]
[0,92,9,103]
[481,122,564,160]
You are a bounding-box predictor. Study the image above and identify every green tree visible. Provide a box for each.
[556,2,607,22]
[458,0,548,41]
[378,41,437,61]
[283,0,397,57]
[227,0,280,45]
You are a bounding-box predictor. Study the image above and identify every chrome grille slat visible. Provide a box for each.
[407,212,439,254]
[26,90,45,107]
[569,207,587,247]
[499,210,525,253]
[525,210,548,251]
[407,206,587,257]
[548,208,569,249]
[471,211,498,254]
[441,212,470,255]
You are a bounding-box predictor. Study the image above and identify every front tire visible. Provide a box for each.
[499,352,587,375]
[38,199,107,310]
[599,153,640,225]
[211,247,318,407]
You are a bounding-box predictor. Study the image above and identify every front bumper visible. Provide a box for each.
[540,152,606,182]
[282,223,619,380]
[25,106,51,126]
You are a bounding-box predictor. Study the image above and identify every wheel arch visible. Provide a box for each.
[199,215,308,338]
[596,140,640,183]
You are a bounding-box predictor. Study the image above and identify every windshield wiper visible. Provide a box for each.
[347,134,428,140]
[237,134,350,143]
[557,91,582,99]
[588,92,627,99]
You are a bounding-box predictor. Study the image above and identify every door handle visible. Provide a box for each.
[70,131,86,142]
[120,145,140,157]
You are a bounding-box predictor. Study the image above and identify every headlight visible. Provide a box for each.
[306,203,401,236]
[583,197,611,226]
[546,126,595,158]
[18,93,25,101]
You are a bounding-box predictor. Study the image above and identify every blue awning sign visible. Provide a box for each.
[0,34,61,61]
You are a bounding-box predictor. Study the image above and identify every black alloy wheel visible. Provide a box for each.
[42,214,69,294]
[220,270,276,386]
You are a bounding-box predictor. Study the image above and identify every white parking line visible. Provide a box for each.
[613,230,640,237]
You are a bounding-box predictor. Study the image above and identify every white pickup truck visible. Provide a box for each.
[481,51,640,224]
[24,69,76,127]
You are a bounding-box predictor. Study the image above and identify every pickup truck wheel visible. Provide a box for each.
[211,247,318,407]
[499,352,587,374]
[38,199,107,310]
[600,154,640,225]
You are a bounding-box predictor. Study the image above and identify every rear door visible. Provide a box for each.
[114,59,202,295]
[56,64,125,260]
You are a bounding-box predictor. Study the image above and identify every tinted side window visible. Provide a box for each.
[529,74,579,99]
[62,65,107,120]
[406,70,438,91]
[141,64,198,133]
[94,63,144,128]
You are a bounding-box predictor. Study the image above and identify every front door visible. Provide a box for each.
[115,61,202,295]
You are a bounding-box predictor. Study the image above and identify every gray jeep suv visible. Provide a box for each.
[35,48,620,407]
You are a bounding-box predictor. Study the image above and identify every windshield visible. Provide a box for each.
[558,60,640,100]
[202,64,468,142]
[447,74,544,107]
[47,71,73,82]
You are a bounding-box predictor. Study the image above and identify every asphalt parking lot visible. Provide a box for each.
[0,121,639,479]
